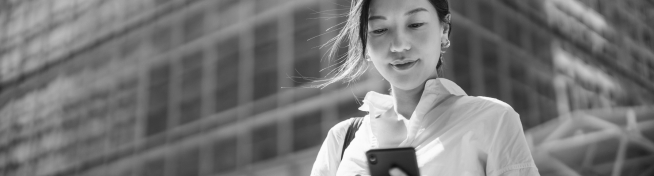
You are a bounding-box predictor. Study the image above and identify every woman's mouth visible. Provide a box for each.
[390,59,419,71]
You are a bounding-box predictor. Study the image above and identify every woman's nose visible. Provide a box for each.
[390,31,411,52]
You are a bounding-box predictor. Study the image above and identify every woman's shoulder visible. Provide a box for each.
[452,95,517,117]
[450,96,525,137]
[457,95,513,110]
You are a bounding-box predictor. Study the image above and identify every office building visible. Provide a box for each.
[0,0,652,175]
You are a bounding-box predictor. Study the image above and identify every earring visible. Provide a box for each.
[436,55,444,77]
[438,54,444,67]
[441,38,450,48]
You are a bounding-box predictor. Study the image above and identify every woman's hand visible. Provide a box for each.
[389,167,408,176]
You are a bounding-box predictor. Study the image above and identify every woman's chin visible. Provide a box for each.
[388,78,424,91]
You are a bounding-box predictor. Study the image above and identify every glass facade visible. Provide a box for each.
[292,111,322,152]
[179,51,204,125]
[213,137,237,174]
[252,21,280,114]
[0,0,652,176]
[214,37,239,114]
[147,62,171,137]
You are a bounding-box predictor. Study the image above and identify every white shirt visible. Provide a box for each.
[311,78,539,176]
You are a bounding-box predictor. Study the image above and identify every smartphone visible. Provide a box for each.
[366,147,420,176]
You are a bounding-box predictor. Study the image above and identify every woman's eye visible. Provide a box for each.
[408,23,425,28]
[371,28,387,34]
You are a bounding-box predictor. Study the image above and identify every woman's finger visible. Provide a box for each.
[389,167,408,176]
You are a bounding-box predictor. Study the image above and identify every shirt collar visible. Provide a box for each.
[358,78,467,118]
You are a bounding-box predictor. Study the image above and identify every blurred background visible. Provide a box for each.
[0,0,653,176]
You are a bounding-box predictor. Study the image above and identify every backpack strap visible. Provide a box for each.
[341,117,364,161]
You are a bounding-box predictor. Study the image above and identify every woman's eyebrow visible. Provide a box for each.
[369,15,386,21]
[405,8,427,16]
[369,8,428,21]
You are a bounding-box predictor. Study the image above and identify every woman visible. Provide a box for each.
[310,0,539,175]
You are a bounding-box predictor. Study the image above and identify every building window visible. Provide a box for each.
[146,110,168,137]
[215,37,239,113]
[531,32,552,66]
[213,136,237,174]
[484,70,501,98]
[149,84,169,109]
[504,16,522,48]
[215,84,237,113]
[481,38,499,71]
[293,111,322,151]
[183,11,205,43]
[151,25,172,53]
[253,21,278,100]
[181,51,204,98]
[539,97,557,124]
[179,51,204,125]
[481,38,500,98]
[292,58,321,102]
[477,1,495,33]
[141,157,165,176]
[252,123,277,163]
[146,63,171,136]
[293,6,321,86]
[253,21,279,113]
[121,36,141,58]
[255,0,281,13]
[632,53,645,76]
[291,7,322,102]
[215,0,241,28]
[536,77,555,99]
[644,31,653,51]
[509,55,526,84]
[291,46,320,85]
[511,85,530,128]
[179,98,201,125]
[110,118,136,147]
[175,147,200,176]
[451,26,472,93]
[338,100,365,121]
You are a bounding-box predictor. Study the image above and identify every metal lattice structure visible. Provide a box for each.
[527,106,654,176]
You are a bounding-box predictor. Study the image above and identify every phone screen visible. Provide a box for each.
[366,147,420,176]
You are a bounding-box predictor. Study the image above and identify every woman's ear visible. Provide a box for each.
[364,50,372,61]
[363,50,370,61]
[441,14,451,37]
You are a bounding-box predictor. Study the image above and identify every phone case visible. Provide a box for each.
[366,147,420,176]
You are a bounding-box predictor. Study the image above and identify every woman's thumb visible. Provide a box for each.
[389,167,408,176]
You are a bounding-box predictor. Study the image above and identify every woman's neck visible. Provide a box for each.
[391,83,425,119]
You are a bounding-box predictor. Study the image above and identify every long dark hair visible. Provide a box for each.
[316,0,451,88]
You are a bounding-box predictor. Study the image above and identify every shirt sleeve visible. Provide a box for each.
[485,108,540,176]
[310,120,350,176]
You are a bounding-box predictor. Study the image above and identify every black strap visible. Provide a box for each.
[341,117,364,161]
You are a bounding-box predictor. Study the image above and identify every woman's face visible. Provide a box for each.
[366,0,447,91]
